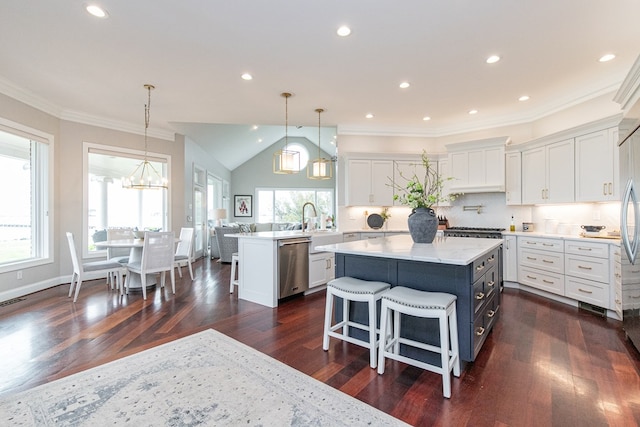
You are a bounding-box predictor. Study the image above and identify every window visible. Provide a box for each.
[256,188,334,224]
[85,143,169,256]
[0,121,52,270]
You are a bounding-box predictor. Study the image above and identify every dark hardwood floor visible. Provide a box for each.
[1,257,640,426]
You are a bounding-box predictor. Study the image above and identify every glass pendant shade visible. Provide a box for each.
[273,92,300,174]
[308,108,332,179]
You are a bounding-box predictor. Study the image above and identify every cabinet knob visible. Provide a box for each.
[487,310,496,318]
[475,327,486,336]
[475,292,485,300]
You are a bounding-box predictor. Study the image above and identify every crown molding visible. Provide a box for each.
[338,83,621,138]
[0,76,174,141]
[614,55,640,112]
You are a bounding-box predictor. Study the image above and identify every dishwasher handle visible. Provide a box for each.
[278,238,312,247]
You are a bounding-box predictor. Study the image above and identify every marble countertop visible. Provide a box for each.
[501,231,621,245]
[315,234,503,265]
[229,230,343,241]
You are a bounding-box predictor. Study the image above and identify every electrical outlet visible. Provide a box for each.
[17,270,22,280]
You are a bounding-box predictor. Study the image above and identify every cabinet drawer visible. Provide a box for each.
[564,240,609,259]
[342,232,360,242]
[623,284,640,310]
[473,292,498,358]
[519,248,564,274]
[518,236,563,252]
[473,248,499,283]
[519,266,564,295]
[565,253,608,283]
[565,276,608,308]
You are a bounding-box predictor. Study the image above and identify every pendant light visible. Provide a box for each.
[122,84,168,189]
[273,92,300,174]
[308,108,332,179]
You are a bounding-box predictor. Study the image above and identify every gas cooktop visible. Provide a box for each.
[443,227,505,238]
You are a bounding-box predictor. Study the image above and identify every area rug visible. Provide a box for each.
[0,329,408,426]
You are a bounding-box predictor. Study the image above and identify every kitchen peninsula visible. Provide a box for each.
[232,231,343,308]
[316,234,503,362]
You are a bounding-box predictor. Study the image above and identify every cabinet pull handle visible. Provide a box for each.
[578,288,593,294]
[609,182,613,195]
[526,275,537,280]
[543,259,554,263]
[487,281,495,288]
[541,189,545,199]
[631,295,640,299]
[487,310,496,318]
[578,247,592,251]
[542,243,554,246]
[543,279,554,284]
[475,264,485,272]
[475,327,485,336]
[578,265,592,270]
[475,292,485,300]
[527,256,537,260]
[603,183,607,196]
[488,255,495,263]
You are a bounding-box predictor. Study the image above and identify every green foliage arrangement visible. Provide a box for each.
[390,151,457,209]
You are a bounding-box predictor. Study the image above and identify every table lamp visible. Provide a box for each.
[215,208,227,226]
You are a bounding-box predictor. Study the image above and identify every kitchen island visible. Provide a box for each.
[232,231,343,308]
[316,234,503,362]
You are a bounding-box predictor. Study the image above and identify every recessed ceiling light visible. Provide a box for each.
[422,116,431,121]
[252,125,258,130]
[486,55,500,64]
[86,4,108,18]
[468,109,478,115]
[399,82,410,89]
[518,95,530,102]
[241,73,253,80]
[365,113,374,119]
[337,26,351,37]
[258,138,263,143]
[599,53,616,62]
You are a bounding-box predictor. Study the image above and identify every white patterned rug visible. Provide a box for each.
[0,329,408,426]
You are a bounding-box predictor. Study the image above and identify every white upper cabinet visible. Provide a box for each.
[346,159,394,206]
[522,139,574,204]
[505,151,521,205]
[575,127,619,202]
[445,137,508,193]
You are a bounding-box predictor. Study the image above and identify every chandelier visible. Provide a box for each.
[122,84,168,190]
[273,92,300,174]
[308,108,332,180]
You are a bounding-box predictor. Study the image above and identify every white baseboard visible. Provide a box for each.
[0,276,70,303]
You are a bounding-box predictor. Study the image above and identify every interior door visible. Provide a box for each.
[193,165,206,259]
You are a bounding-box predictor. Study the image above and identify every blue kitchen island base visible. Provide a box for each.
[333,246,501,363]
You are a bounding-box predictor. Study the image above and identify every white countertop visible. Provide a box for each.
[502,231,621,245]
[230,230,343,241]
[315,234,503,265]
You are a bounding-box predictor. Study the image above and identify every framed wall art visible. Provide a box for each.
[234,195,252,217]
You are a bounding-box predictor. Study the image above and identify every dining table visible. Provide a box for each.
[94,238,178,292]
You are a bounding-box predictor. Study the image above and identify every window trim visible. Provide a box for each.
[83,142,171,258]
[0,117,54,273]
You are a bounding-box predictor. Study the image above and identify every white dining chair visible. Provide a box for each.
[174,227,195,280]
[106,227,133,288]
[66,232,125,302]
[125,231,176,300]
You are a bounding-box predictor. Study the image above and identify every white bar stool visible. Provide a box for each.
[377,286,461,398]
[322,277,391,368]
[230,252,239,293]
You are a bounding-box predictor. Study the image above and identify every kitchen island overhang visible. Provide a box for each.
[317,234,503,363]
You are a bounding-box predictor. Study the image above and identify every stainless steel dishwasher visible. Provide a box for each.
[278,238,311,298]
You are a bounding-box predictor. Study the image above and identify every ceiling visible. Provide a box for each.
[1,1,640,170]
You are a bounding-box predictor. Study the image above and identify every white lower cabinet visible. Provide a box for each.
[516,236,616,313]
[309,252,335,288]
[502,235,518,282]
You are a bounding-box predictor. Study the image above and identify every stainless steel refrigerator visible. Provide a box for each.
[619,113,640,352]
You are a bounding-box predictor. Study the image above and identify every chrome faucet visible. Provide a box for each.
[302,202,317,231]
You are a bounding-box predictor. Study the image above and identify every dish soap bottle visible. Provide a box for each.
[510,216,516,232]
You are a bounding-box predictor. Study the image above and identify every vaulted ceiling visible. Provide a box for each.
[1,1,639,169]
